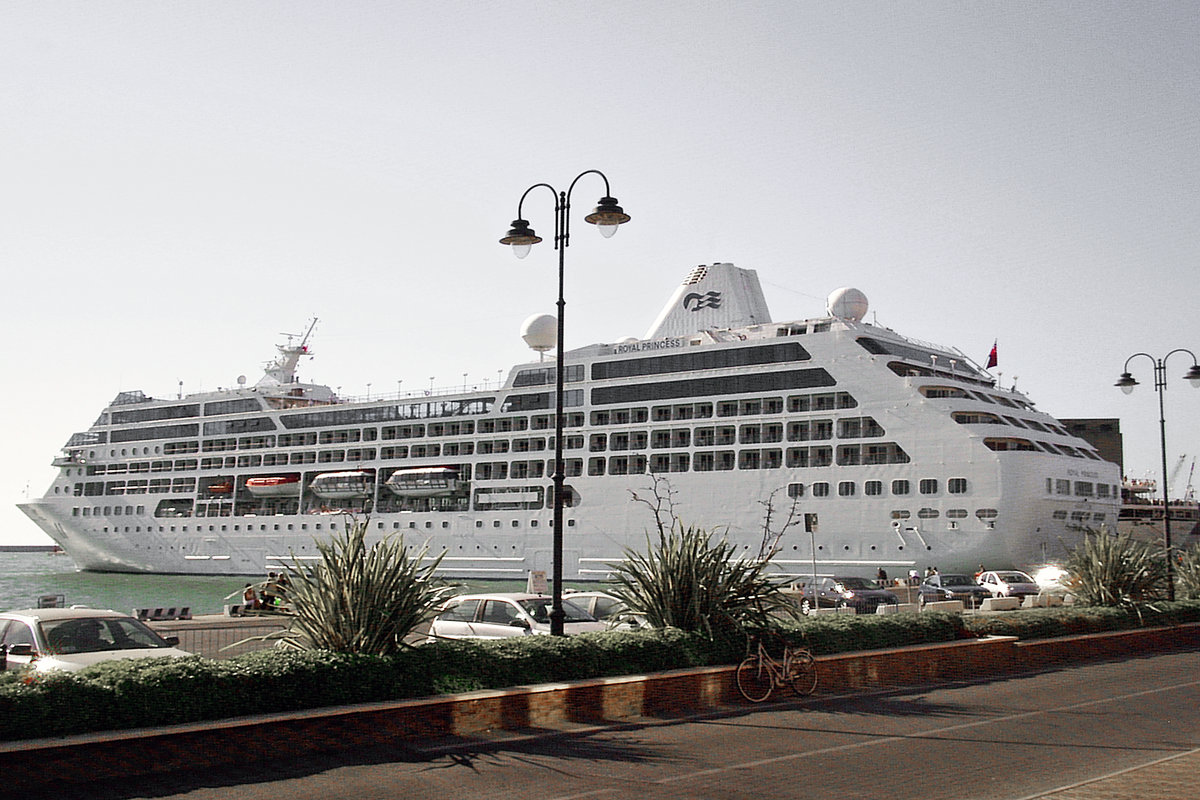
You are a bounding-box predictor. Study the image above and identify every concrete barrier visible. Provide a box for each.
[808,606,857,615]
[1022,594,1064,609]
[877,603,919,615]
[921,600,965,614]
[980,596,1021,612]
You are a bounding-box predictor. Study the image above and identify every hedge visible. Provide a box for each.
[3,601,1197,741]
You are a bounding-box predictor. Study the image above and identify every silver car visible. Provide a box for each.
[1,607,192,673]
[427,593,608,640]
[564,590,649,630]
[976,570,1040,599]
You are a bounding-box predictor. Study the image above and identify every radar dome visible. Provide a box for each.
[827,287,868,321]
[521,313,557,352]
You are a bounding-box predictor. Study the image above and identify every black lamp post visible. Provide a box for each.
[1115,350,1200,602]
[500,170,630,635]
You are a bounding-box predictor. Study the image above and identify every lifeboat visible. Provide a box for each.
[245,475,302,497]
[207,480,234,495]
[310,470,374,499]
[386,467,460,497]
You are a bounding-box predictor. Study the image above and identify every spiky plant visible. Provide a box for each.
[1175,544,1200,600]
[1063,529,1168,607]
[606,521,797,638]
[275,519,453,655]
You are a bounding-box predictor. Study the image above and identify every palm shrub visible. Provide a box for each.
[1063,529,1167,606]
[275,518,453,655]
[1175,544,1200,600]
[606,521,797,641]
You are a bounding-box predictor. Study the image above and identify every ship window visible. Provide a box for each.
[1052,510,1068,520]
[919,385,970,399]
[811,482,830,497]
[592,342,809,380]
[975,508,999,520]
[592,369,836,406]
[864,480,883,496]
[892,480,910,495]
[953,411,1003,425]
[948,478,968,494]
[917,507,939,519]
[838,481,855,497]
[947,509,968,519]
[1074,481,1094,497]
[891,510,910,519]
[787,483,805,498]
[919,479,939,495]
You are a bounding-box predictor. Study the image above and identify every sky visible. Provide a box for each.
[2,1,1198,545]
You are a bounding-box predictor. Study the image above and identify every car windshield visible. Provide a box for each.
[999,572,1033,582]
[518,598,596,624]
[836,577,878,590]
[940,575,976,585]
[40,617,172,655]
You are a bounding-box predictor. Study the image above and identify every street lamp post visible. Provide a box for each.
[500,170,630,635]
[1115,350,1200,601]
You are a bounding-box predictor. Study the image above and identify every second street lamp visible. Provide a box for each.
[1115,349,1200,602]
[499,170,631,635]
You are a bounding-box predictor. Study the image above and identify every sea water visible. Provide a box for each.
[0,551,248,615]
[0,551,536,615]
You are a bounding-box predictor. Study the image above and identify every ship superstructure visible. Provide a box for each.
[20,263,1120,579]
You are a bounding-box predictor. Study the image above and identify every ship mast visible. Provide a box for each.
[257,318,318,386]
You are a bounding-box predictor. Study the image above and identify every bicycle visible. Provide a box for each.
[735,638,818,702]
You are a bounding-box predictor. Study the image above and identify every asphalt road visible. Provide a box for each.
[47,649,1200,800]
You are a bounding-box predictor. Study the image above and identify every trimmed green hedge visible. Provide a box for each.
[962,599,1200,640]
[3,602,1197,741]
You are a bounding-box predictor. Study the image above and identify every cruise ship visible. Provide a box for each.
[19,263,1121,580]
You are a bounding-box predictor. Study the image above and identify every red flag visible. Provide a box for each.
[986,341,998,369]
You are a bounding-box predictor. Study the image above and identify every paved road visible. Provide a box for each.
[48,649,1200,800]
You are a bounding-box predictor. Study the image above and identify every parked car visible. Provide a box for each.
[976,570,1040,599]
[1032,565,1071,594]
[918,573,990,607]
[0,607,192,673]
[426,593,608,640]
[799,577,898,614]
[563,590,648,630]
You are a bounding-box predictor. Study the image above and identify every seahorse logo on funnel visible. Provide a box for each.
[683,291,722,311]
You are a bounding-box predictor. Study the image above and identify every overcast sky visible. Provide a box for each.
[2,1,1197,545]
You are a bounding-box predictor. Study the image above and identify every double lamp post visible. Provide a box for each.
[500,170,631,635]
[1115,350,1200,601]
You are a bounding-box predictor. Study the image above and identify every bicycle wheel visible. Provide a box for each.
[735,656,774,703]
[785,650,818,697]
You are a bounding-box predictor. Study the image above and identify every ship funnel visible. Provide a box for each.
[643,263,772,339]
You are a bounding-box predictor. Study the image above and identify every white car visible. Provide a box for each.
[427,593,608,640]
[976,570,1040,599]
[564,590,649,630]
[1,607,193,673]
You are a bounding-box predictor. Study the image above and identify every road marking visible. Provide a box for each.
[1012,746,1200,800]
[655,676,1200,784]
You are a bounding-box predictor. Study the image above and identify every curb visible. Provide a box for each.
[2,623,1199,787]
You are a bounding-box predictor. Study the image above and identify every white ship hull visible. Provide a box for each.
[19,264,1121,580]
